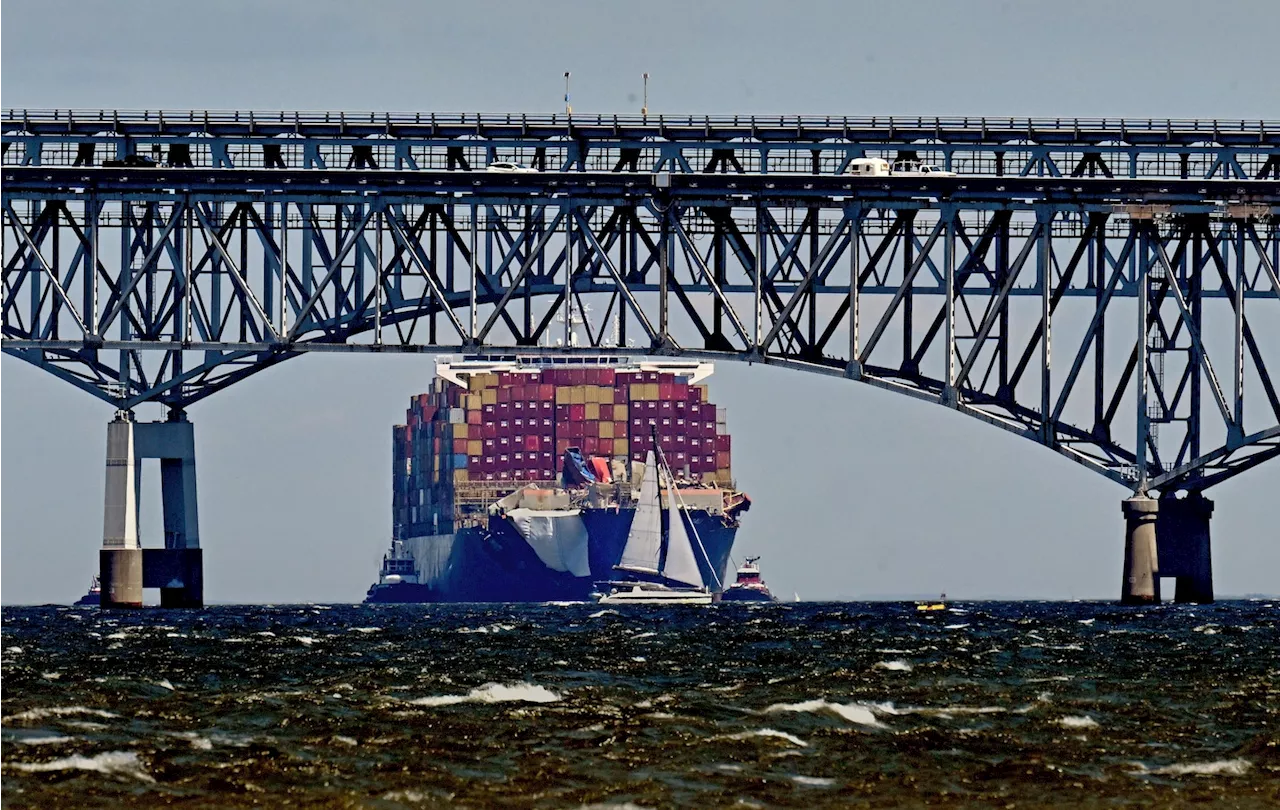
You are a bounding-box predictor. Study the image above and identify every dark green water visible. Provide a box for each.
[3,601,1278,808]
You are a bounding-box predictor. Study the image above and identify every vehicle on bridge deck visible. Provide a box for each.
[486,161,536,173]
[846,157,892,177]
[890,159,956,177]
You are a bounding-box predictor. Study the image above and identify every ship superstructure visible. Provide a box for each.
[366,356,750,603]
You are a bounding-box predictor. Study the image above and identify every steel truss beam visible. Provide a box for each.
[5,109,1279,182]
[3,169,1278,495]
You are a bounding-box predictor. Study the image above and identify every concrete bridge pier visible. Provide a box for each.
[1120,496,1160,604]
[1119,493,1214,605]
[99,411,203,608]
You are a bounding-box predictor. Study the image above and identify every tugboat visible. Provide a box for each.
[364,538,426,602]
[720,557,778,602]
[73,575,101,606]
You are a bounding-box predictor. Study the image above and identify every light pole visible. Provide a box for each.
[642,73,649,117]
[564,72,572,116]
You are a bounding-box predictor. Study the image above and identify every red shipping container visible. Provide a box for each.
[584,421,598,438]
[599,404,613,421]
[467,410,482,425]
[452,438,467,454]
[569,404,586,421]
[497,386,511,404]
[716,451,731,468]
[483,424,497,439]
[716,435,731,452]
[556,404,570,420]
[600,368,616,386]
[690,386,703,403]
[583,437,598,454]
[674,383,689,401]
[556,439,571,454]
[659,383,674,400]
[525,435,540,451]
[539,384,554,400]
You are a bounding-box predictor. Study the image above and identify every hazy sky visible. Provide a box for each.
[2,0,1277,604]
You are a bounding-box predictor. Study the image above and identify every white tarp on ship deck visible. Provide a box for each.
[506,509,591,577]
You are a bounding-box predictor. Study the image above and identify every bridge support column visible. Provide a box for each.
[98,411,203,609]
[1120,496,1160,604]
[1156,493,1214,604]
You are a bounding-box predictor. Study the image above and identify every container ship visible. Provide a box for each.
[365,356,750,603]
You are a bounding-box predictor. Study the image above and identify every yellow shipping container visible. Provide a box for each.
[629,383,644,401]
[613,438,630,455]
[585,403,600,421]
[646,383,660,400]
[599,421,614,439]
[454,469,469,484]
[467,393,482,410]
[482,388,498,406]
[454,424,469,439]
[467,440,482,455]
[585,386,600,404]
[599,387,615,405]
[556,387,572,405]
[570,387,586,405]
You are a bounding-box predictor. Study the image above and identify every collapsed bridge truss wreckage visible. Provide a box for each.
[3,110,1278,605]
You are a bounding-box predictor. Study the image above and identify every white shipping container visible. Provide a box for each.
[449,408,465,424]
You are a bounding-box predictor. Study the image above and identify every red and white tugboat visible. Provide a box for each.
[720,557,777,602]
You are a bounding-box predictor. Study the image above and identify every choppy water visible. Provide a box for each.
[3,601,1278,808]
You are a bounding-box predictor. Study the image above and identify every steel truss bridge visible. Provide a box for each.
[3,110,1278,500]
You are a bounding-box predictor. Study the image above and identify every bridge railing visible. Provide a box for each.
[4,108,1275,142]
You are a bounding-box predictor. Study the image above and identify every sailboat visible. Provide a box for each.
[595,445,715,605]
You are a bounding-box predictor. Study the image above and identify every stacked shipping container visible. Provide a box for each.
[392,366,734,538]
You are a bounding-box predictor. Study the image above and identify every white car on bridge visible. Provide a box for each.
[486,161,537,173]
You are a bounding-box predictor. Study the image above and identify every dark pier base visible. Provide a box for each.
[1119,493,1214,605]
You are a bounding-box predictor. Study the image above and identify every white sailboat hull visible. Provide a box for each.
[595,583,713,605]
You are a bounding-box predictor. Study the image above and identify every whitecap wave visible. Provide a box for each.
[4,751,153,782]
[875,660,913,672]
[8,706,120,722]
[11,735,75,745]
[791,775,836,787]
[1057,715,1099,729]
[457,623,515,634]
[588,609,618,619]
[719,728,809,747]
[409,682,561,707]
[1149,758,1251,776]
[764,699,885,727]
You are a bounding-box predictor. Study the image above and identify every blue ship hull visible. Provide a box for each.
[366,507,738,603]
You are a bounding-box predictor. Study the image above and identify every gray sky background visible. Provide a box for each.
[2,0,1277,603]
